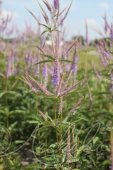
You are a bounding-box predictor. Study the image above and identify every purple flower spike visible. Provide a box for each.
[40,35,45,48]
[104,13,108,33]
[71,48,77,74]
[85,20,89,45]
[110,73,113,91]
[6,52,12,77]
[57,32,61,48]
[54,0,58,9]
[103,50,112,58]
[34,58,40,76]
[110,84,113,91]
[62,48,66,60]
[52,37,60,87]
[52,63,60,87]
[110,23,113,42]
[0,0,2,5]
[42,63,47,78]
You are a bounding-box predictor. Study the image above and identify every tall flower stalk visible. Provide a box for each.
[23,0,86,168]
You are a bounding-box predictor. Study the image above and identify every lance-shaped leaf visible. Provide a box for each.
[41,54,55,61]
[41,30,48,36]
[59,59,73,63]
[34,60,53,65]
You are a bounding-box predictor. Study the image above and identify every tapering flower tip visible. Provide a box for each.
[42,63,47,78]
[110,23,113,42]
[85,20,89,44]
[43,0,51,12]
[104,13,108,33]
[40,35,45,47]
[38,109,47,121]
[54,0,58,9]
[41,10,49,25]
[71,49,77,74]
[0,0,2,5]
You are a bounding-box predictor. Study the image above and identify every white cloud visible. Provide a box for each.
[86,19,98,26]
[1,10,19,19]
[99,2,109,9]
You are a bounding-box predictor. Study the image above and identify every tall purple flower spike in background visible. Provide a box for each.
[40,35,45,48]
[110,23,113,42]
[71,46,77,75]
[0,0,2,5]
[85,20,89,45]
[42,63,47,78]
[104,13,108,34]
[6,51,12,77]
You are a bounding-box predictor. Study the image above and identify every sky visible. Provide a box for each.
[1,0,113,40]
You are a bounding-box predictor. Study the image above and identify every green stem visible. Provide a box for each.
[36,95,41,157]
[85,51,87,75]
[44,97,47,161]
[54,98,56,124]
[68,122,70,169]
[5,77,9,140]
